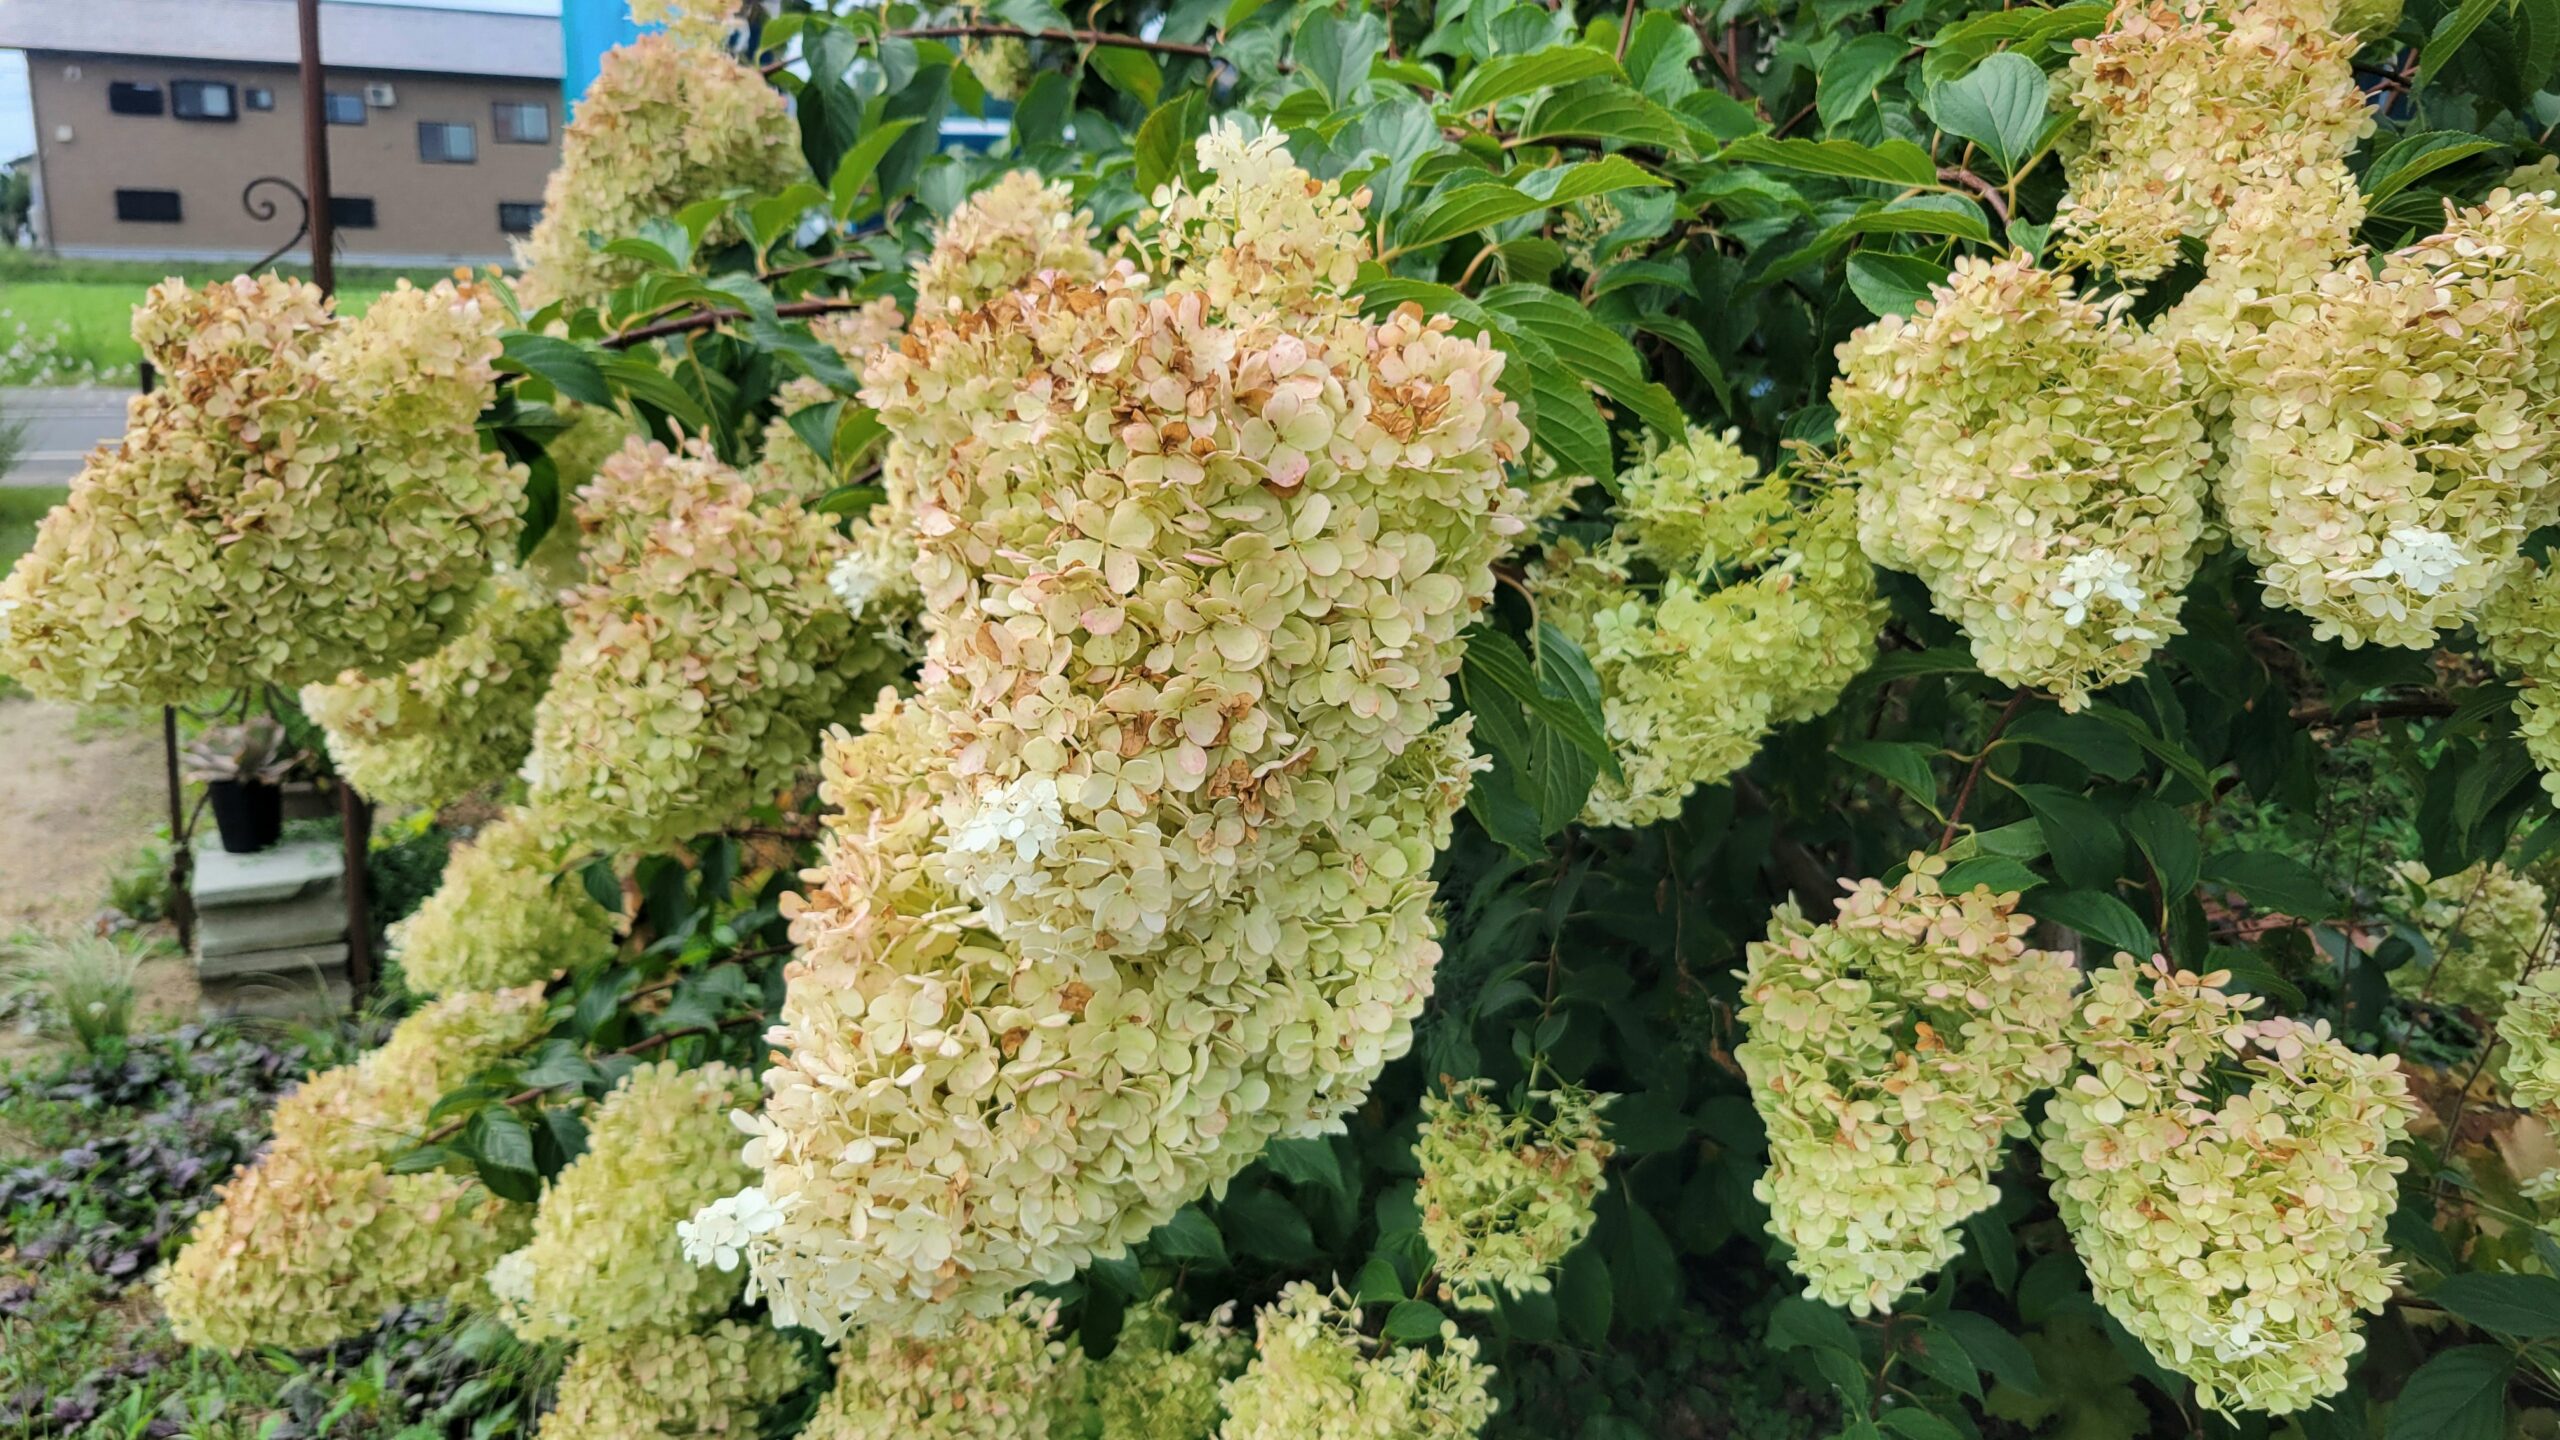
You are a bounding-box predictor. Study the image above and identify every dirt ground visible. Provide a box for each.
[0,697,200,1062]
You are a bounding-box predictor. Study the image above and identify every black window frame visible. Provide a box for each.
[496,200,542,235]
[244,86,274,112]
[106,81,164,116]
[328,196,378,230]
[169,79,237,122]
[416,120,477,165]
[323,91,367,125]
[113,188,183,223]
[490,100,549,145]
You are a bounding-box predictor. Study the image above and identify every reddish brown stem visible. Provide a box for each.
[1937,691,2030,850]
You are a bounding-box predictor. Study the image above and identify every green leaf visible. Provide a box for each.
[1939,855,2043,894]
[1768,1295,1862,1357]
[1399,156,1668,251]
[1296,8,1386,108]
[466,1108,541,1204]
[2431,1272,2560,1338]
[2121,796,2201,903]
[2384,1345,2513,1440]
[2362,130,2502,206]
[1477,283,1686,438]
[1088,45,1163,106]
[1010,71,1073,149]
[1934,1310,2040,1395]
[784,399,844,474]
[1557,1245,1615,1344]
[1846,251,1951,316]
[1148,1206,1230,1267]
[2026,888,2156,960]
[1877,1414,1964,1440]
[1837,739,1940,813]
[1447,45,1623,112]
[1221,1187,1318,1263]
[1906,1321,1981,1399]
[1624,12,1704,103]
[1818,33,1908,129]
[1921,4,2107,87]
[2422,0,2503,87]
[1355,1256,1407,1304]
[1381,1298,1450,1342]
[597,353,713,433]
[1519,77,1693,151]
[498,333,612,408]
[1924,51,2052,172]
[1135,90,1211,195]
[2199,849,2337,920]
[2013,784,2124,890]
[827,118,923,219]
[2006,708,2143,780]
[1489,327,1616,484]
[1724,135,1940,186]
[1261,1136,1349,1196]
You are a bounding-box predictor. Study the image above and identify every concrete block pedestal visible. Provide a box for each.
[191,840,349,1018]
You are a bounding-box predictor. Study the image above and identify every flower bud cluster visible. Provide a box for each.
[1531,428,1882,826]
[522,438,869,852]
[537,1318,808,1440]
[1087,1298,1248,1440]
[0,275,523,704]
[1831,255,2209,709]
[2041,957,2413,1416]
[720,125,1519,1336]
[2501,968,2560,1113]
[908,171,1104,317]
[800,1297,1086,1440]
[302,566,566,810]
[1217,1283,1496,1440]
[159,987,550,1349]
[1737,855,2079,1314]
[493,1061,759,1342]
[386,808,618,996]
[1415,1079,1615,1309]
[2053,0,2375,281]
[2388,860,2555,1016]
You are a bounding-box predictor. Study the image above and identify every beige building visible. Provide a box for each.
[0,0,563,266]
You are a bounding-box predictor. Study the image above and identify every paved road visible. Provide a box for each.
[3,386,133,486]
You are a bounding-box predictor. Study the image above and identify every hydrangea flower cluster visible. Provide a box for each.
[2388,860,2555,1016]
[1830,255,2209,709]
[1737,856,2079,1314]
[961,35,1033,103]
[537,1318,808,1440]
[2501,968,2560,1112]
[1414,1079,1615,1309]
[2052,0,2375,281]
[2479,555,2560,801]
[717,126,1523,1336]
[1531,427,1882,826]
[513,0,804,312]
[522,438,874,853]
[386,808,618,996]
[2210,189,2560,647]
[159,987,550,1349]
[1086,1299,1248,1440]
[907,170,1104,316]
[0,275,523,704]
[1218,1283,1496,1440]
[491,1061,758,1342]
[301,566,566,810]
[2042,957,2413,1416]
[800,1298,1086,1440]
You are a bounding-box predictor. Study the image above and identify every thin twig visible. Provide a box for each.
[2288,696,2459,727]
[893,23,1215,58]
[604,297,863,349]
[1938,691,2030,850]
[415,1012,768,1148]
[1936,166,2012,226]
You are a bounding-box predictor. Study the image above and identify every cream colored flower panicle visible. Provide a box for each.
[727,701,1480,1334]
[962,35,1033,103]
[2212,190,2560,648]
[800,1297,1087,1440]
[513,8,804,312]
[1738,856,2079,1315]
[2388,860,2555,1015]
[1832,256,2208,710]
[159,987,550,1349]
[1217,1283,1496,1440]
[388,808,617,997]
[1533,428,1882,826]
[522,438,875,852]
[1088,1298,1250,1440]
[2502,968,2560,1112]
[0,275,523,704]
[536,1319,808,1440]
[302,566,566,810]
[2481,554,2560,802]
[1415,1080,1614,1309]
[909,170,1105,316]
[2043,957,2413,1416]
[2053,0,2376,281]
[867,127,1522,959]
[492,1061,758,1342]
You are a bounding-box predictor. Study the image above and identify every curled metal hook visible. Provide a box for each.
[241,176,311,272]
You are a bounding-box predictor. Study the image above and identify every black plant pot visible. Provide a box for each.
[207,779,284,854]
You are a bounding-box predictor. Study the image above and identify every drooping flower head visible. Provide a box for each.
[1217,1283,1496,1440]
[1415,1079,1615,1309]
[798,1297,1086,1440]
[2388,860,2555,1016]
[387,807,618,997]
[536,1319,809,1440]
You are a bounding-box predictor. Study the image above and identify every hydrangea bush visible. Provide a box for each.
[32,0,2560,1433]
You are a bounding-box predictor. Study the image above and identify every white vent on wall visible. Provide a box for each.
[364,82,397,108]
[54,124,74,143]
[63,64,81,81]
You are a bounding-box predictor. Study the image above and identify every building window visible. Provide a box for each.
[417,121,477,164]
[324,92,366,125]
[492,100,549,144]
[170,80,237,121]
[497,201,542,235]
[106,81,164,116]
[329,196,377,229]
[114,189,183,223]
[245,87,274,112]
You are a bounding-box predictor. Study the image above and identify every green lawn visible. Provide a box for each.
[0,252,458,386]
[2,485,68,574]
